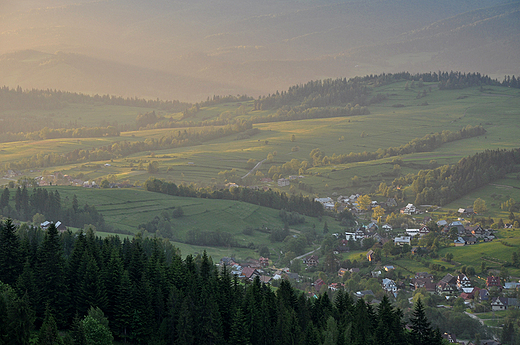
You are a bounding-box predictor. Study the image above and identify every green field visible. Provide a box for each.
[438,238,520,277]
[44,186,336,261]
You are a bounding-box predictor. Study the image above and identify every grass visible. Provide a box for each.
[438,239,520,277]
[42,186,343,261]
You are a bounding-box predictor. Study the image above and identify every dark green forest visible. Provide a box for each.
[0,220,446,344]
[143,178,324,217]
[0,187,105,231]
[396,148,520,206]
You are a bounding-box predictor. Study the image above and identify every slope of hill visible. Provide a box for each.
[0,50,261,102]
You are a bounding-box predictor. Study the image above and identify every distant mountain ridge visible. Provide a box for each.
[0,0,518,101]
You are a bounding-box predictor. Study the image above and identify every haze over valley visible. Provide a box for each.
[1,0,519,101]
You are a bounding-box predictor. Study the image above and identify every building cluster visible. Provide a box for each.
[218,256,300,284]
[314,194,399,213]
[40,220,67,233]
[436,220,496,246]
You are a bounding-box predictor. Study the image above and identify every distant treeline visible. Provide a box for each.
[3,121,252,172]
[251,104,370,123]
[0,221,444,344]
[254,71,518,111]
[144,178,324,217]
[264,125,486,179]
[136,110,255,131]
[0,126,120,143]
[199,94,253,107]
[254,78,372,110]
[359,71,503,89]
[0,86,191,112]
[395,148,520,206]
[309,125,486,167]
[0,187,105,230]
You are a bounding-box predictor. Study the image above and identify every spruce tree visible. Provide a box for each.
[15,259,38,312]
[77,254,107,315]
[37,307,63,345]
[0,219,23,286]
[70,314,87,345]
[375,296,405,345]
[0,188,9,210]
[7,292,35,345]
[229,307,251,345]
[409,298,443,345]
[114,270,133,342]
[37,224,68,326]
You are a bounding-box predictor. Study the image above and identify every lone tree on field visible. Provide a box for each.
[473,198,487,213]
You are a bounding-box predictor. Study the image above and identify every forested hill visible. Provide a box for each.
[0,220,445,344]
[399,148,520,206]
[0,86,191,112]
[253,71,517,110]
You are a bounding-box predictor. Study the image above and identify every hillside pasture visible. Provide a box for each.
[442,174,520,216]
[0,103,161,128]
[438,240,520,277]
[47,186,342,261]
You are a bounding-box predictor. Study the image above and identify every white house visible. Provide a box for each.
[278,178,290,187]
[315,197,334,204]
[394,236,411,246]
[401,203,417,215]
[382,224,393,231]
[382,278,398,293]
[406,229,420,237]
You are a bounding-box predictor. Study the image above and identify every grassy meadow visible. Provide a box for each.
[46,186,333,260]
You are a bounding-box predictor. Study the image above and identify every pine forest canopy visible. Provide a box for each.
[0,219,446,344]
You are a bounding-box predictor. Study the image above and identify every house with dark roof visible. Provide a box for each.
[241,267,260,281]
[303,255,319,267]
[449,221,466,235]
[366,249,375,262]
[479,289,490,301]
[491,297,508,311]
[419,226,430,237]
[486,276,501,289]
[437,274,457,294]
[442,332,457,343]
[338,268,348,277]
[412,273,436,292]
[466,225,485,238]
[462,236,477,245]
